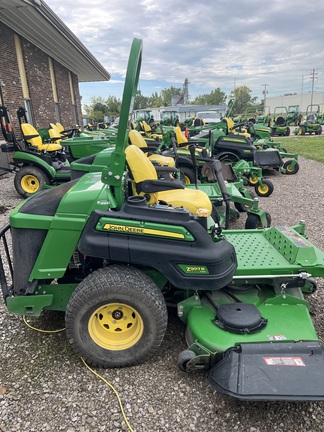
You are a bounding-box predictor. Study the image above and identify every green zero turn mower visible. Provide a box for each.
[295,105,322,135]
[2,38,324,401]
[0,100,115,198]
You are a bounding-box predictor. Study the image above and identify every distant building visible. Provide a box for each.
[0,0,110,138]
[150,104,227,123]
[266,92,324,115]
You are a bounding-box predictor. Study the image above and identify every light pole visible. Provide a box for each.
[301,75,307,114]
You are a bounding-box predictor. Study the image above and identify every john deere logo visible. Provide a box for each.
[103,224,143,234]
[101,223,187,239]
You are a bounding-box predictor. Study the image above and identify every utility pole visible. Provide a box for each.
[262,84,269,109]
[310,68,318,107]
[183,78,190,104]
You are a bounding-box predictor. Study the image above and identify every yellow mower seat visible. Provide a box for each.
[226,118,250,138]
[21,123,62,152]
[140,120,163,141]
[125,145,212,216]
[173,127,204,158]
[48,127,62,144]
[129,129,175,167]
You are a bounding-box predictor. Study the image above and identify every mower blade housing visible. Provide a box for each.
[208,341,324,401]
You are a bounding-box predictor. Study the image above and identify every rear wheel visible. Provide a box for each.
[285,127,290,136]
[254,179,274,197]
[245,212,271,229]
[179,166,195,184]
[65,265,168,368]
[14,166,50,198]
[298,126,306,135]
[283,160,299,175]
[216,152,240,165]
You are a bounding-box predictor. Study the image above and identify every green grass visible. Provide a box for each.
[279,135,324,163]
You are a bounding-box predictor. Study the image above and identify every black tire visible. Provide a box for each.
[285,127,290,136]
[216,152,240,165]
[14,166,50,198]
[65,265,168,368]
[254,179,274,197]
[179,166,195,184]
[283,160,299,175]
[177,349,196,372]
[298,126,306,135]
[316,126,322,135]
[245,212,271,229]
[270,127,276,137]
[234,202,249,213]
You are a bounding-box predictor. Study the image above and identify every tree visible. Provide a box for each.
[149,92,163,108]
[105,96,121,117]
[83,95,121,121]
[159,86,182,106]
[229,86,257,114]
[134,90,150,110]
[192,88,226,105]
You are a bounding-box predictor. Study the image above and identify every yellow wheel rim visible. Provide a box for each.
[249,174,258,185]
[298,128,303,135]
[286,164,294,173]
[88,303,144,351]
[21,175,40,193]
[257,184,269,195]
[184,175,191,185]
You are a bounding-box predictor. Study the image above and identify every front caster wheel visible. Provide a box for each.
[177,349,196,372]
[255,179,274,197]
[245,212,271,229]
[283,160,299,175]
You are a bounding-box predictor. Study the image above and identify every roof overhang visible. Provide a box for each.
[0,0,110,82]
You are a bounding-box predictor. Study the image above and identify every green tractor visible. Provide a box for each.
[0,101,117,198]
[286,105,302,126]
[270,107,290,137]
[2,38,324,401]
[255,106,272,127]
[295,105,322,135]
[160,110,180,127]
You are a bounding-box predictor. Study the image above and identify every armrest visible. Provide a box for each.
[155,166,178,173]
[139,179,184,193]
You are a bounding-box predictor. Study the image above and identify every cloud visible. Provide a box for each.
[46,0,324,101]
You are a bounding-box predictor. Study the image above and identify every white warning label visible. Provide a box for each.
[263,357,305,366]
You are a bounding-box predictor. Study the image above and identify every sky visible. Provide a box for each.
[45,0,324,107]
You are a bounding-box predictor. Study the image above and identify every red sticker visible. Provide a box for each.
[263,357,305,366]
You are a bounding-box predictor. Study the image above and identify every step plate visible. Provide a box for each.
[208,341,324,401]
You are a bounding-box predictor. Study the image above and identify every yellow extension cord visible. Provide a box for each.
[22,315,134,432]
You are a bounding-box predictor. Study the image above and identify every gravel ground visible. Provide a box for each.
[1,158,324,432]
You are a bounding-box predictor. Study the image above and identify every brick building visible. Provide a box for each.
[0,0,110,138]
